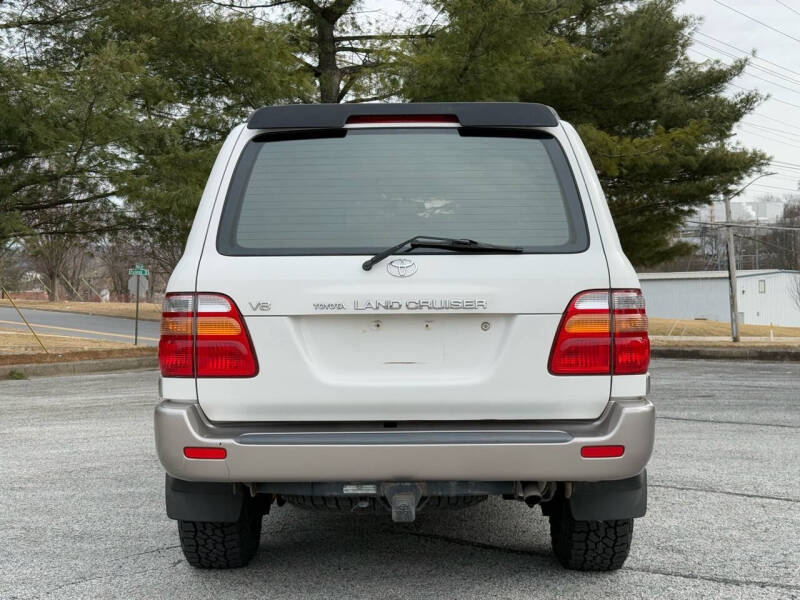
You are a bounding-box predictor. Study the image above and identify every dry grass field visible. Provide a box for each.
[0,328,131,355]
[648,317,800,338]
[0,299,161,321]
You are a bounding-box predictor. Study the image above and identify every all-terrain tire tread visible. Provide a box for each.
[549,503,633,571]
[178,502,262,569]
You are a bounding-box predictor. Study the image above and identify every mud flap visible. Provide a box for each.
[567,471,647,520]
[165,474,248,522]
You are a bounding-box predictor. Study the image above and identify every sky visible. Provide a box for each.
[363,0,800,204]
[679,0,800,203]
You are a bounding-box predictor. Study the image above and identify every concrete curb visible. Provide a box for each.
[652,346,800,362]
[2,355,158,379]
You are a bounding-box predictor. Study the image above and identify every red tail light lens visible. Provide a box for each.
[549,289,649,375]
[159,294,194,377]
[612,290,650,374]
[195,293,258,377]
[159,293,258,378]
[548,291,611,374]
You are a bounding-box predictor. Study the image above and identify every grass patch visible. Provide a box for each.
[6,368,26,380]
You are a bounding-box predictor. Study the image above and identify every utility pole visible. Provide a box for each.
[724,196,740,342]
[722,173,776,342]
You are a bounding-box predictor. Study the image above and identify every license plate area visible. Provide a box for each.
[294,314,509,380]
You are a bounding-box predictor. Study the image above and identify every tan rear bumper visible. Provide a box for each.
[154,398,654,483]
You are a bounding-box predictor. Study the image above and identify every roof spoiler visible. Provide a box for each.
[247,102,559,130]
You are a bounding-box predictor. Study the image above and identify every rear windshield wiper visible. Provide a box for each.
[362,235,524,271]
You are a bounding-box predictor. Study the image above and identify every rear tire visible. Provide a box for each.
[178,497,264,569]
[548,501,633,571]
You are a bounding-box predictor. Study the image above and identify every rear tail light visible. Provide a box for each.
[159,294,194,377]
[346,114,459,125]
[611,290,650,375]
[159,293,258,378]
[548,289,649,375]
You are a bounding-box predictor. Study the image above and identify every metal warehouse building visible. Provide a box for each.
[638,270,800,327]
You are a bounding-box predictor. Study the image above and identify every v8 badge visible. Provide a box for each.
[249,301,271,312]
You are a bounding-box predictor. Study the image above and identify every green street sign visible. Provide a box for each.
[128,268,149,276]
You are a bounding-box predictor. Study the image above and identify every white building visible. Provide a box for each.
[638,270,800,327]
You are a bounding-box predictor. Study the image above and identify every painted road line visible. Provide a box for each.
[0,319,159,342]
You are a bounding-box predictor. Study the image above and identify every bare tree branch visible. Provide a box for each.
[334,33,433,42]
[207,0,296,8]
[336,74,356,102]
[339,60,385,75]
[349,92,395,103]
[790,276,800,311]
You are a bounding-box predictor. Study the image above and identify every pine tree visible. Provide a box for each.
[402,0,769,265]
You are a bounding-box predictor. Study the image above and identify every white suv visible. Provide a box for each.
[155,103,653,571]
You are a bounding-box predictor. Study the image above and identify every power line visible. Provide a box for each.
[772,159,800,169]
[737,126,800,149]
[728,82,800,109]
[775,0,800,18]
[734,232,795,255]
[748,114,800,136]
[754,111,800,129]
[751,183,800,192]
[730,65,800,96]
[691,38,800,86]
[694,31,800,78]
[712,0,800,44]
[743,122,800,137]
[738,124,800,146]
[743,121,800,138]
[689,48,800,101]
[736,70,800,95]
[688,220,800,231]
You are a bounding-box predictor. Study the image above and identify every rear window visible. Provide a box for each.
[218,128,588,255]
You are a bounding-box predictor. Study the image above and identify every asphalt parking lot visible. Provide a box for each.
[2,358,798,599]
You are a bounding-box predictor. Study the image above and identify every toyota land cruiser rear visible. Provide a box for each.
[154,102,653,571]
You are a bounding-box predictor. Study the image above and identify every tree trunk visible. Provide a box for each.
[45,269,59,301]
[315,15,341,103]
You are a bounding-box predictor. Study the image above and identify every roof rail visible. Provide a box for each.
[247,102,559,130]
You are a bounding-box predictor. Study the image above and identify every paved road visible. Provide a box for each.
[0,306,159,345]
[1,359,798,599]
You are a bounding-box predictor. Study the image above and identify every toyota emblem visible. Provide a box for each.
[386,258,418,278]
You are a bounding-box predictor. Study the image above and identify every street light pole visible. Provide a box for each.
[722,172,776,343]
